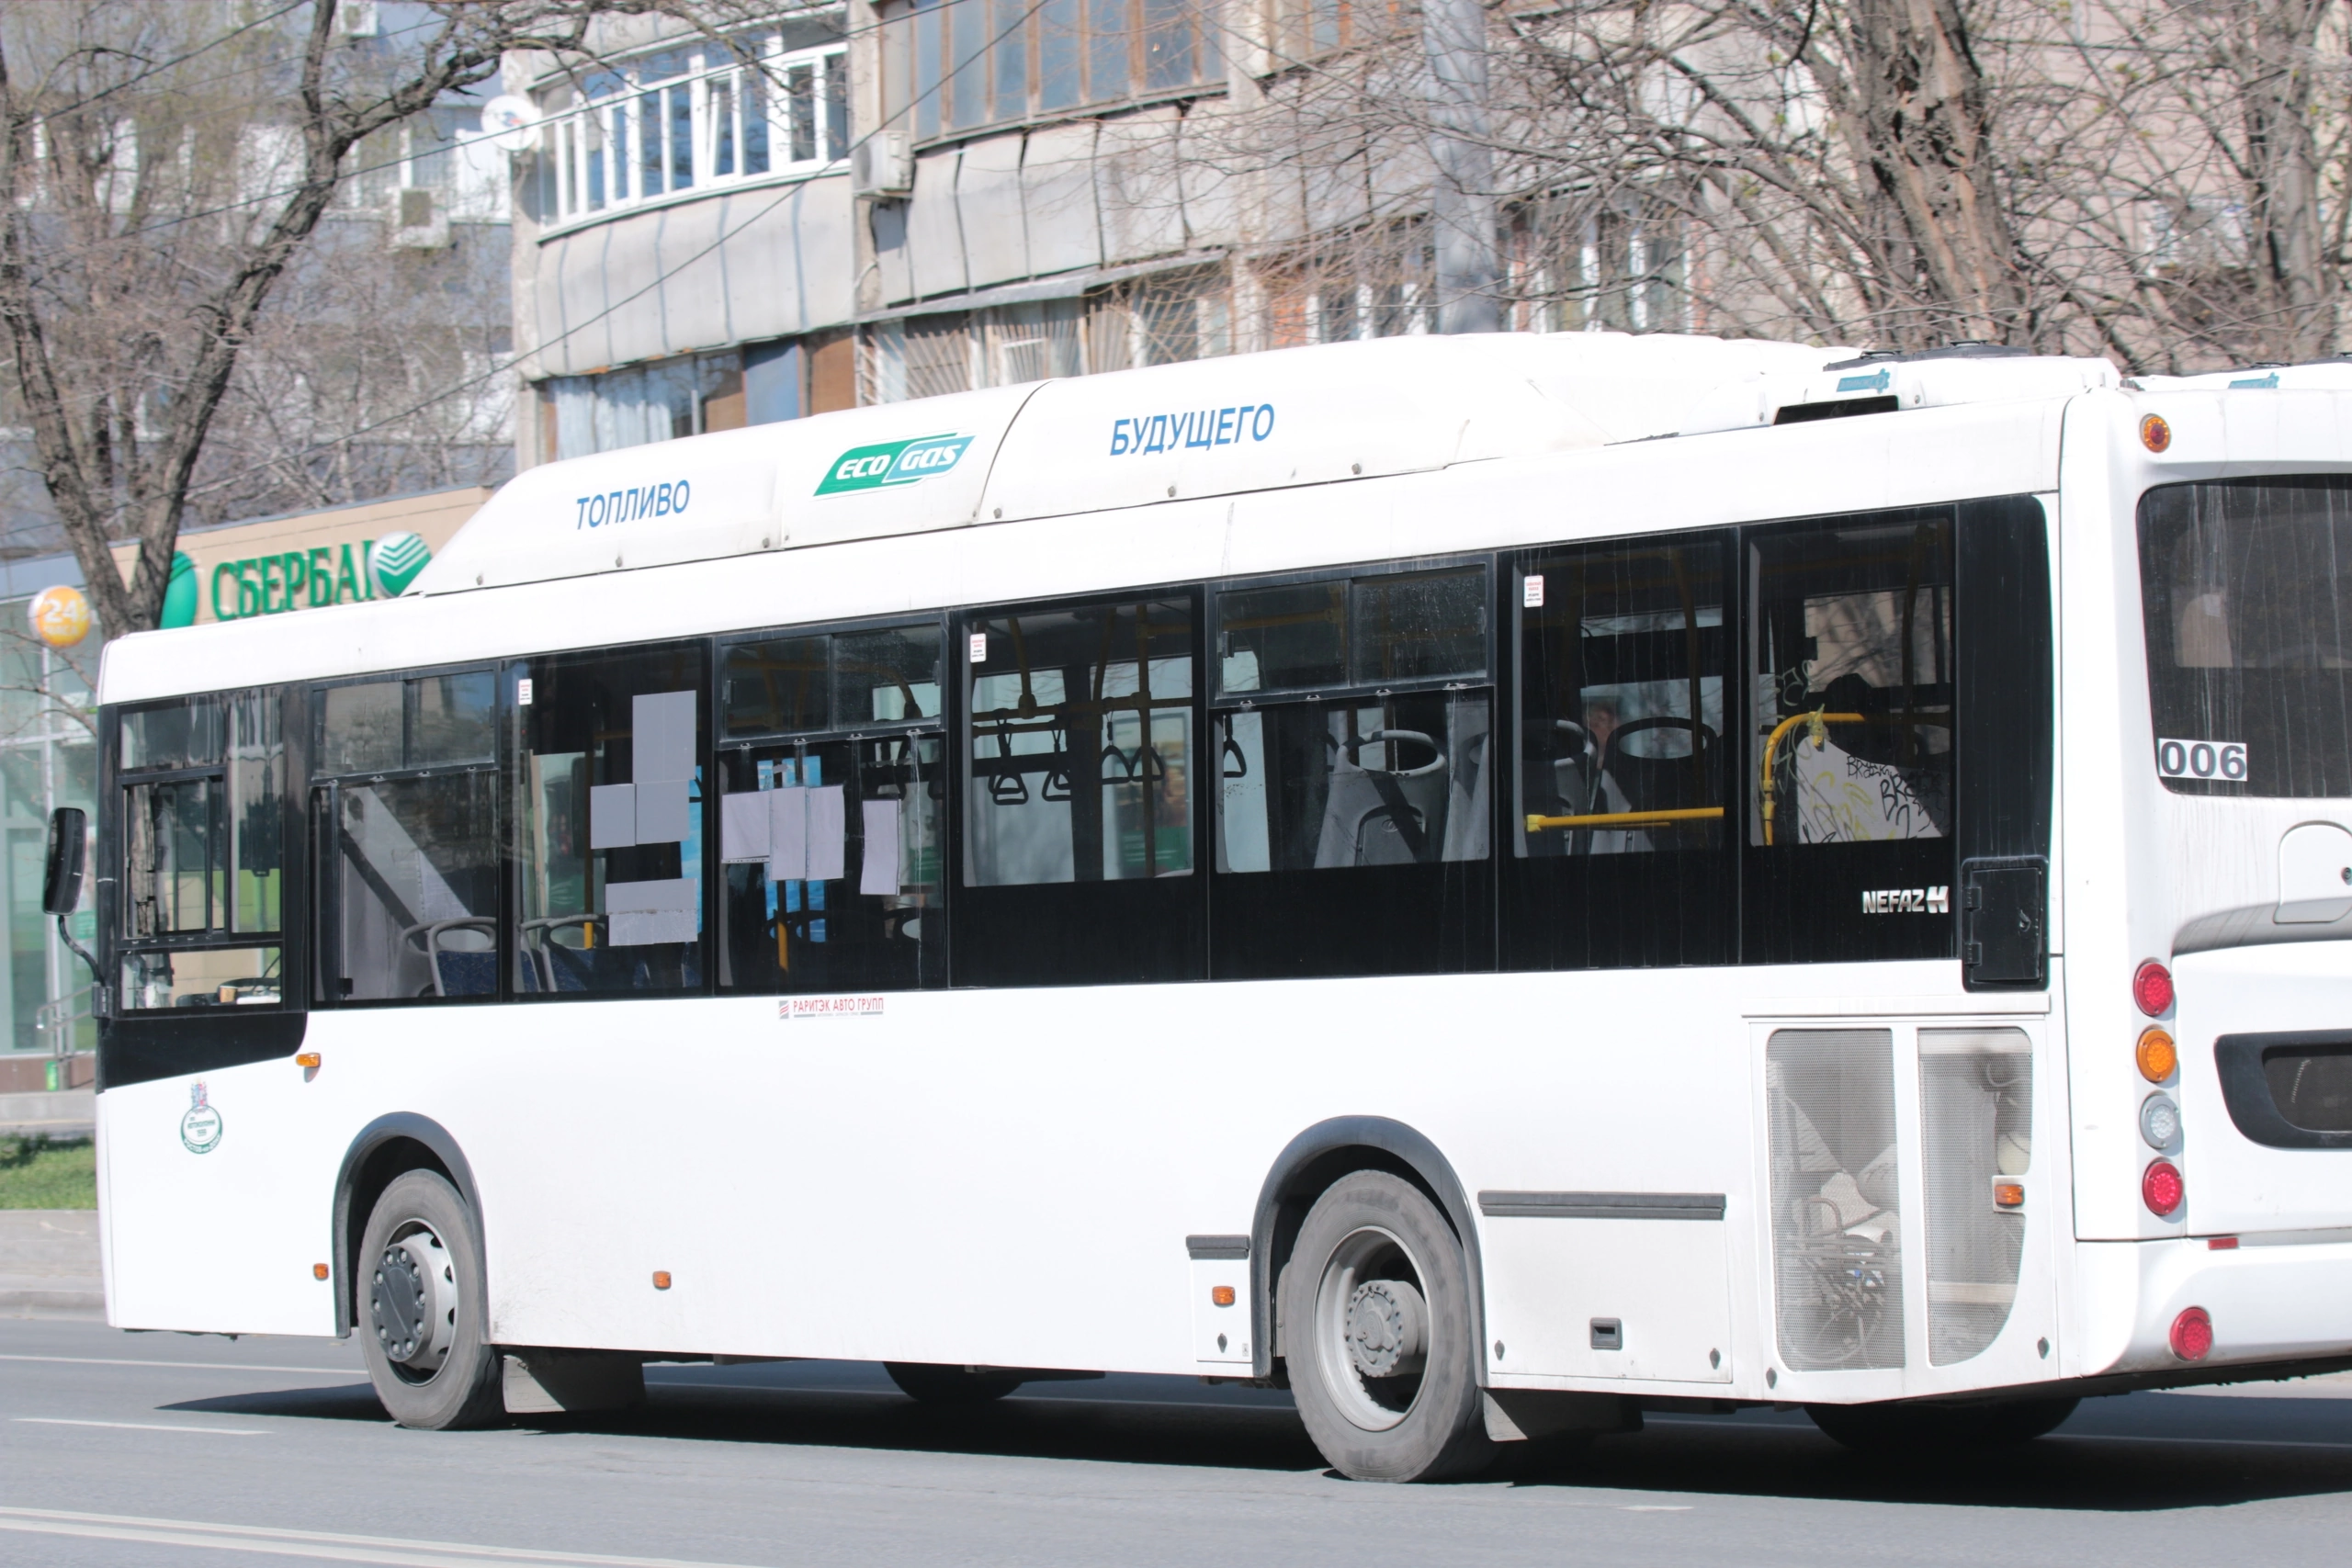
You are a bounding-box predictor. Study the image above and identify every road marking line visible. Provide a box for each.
[0,1508,769,1568]
[0,1352,356,1375]
[14,1417,268,1435]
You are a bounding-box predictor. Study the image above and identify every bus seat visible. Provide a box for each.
[1314,730,1447,867]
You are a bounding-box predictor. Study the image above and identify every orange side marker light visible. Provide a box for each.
[312,1263,330,1280]
[2136,1029,2177,1083]
[1210,1285,1236,1307]
[1994,1183,2025,1208]
[2141,413,2172,453]
[296,1052,321,1069]
[652,1271,673,1291]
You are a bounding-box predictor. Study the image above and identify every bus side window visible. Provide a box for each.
[715,623,945,994]
[1210,564,1495,979]
[956,594,1204,986]
[311,672,500,1003]
[513,645,708,997]
[1504,537,1733,971]
[1745,512,1956,964]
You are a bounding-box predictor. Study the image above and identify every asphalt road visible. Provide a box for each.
[5,1315,2352,1567]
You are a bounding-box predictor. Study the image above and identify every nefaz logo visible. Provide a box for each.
[1862,886,1949,915]
[816,434,973,495]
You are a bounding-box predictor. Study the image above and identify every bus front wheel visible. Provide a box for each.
[357,1169,505,1429]
[1283,1170,1493,1482]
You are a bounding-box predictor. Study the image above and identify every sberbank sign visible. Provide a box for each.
[209,532,432,621]
[816,434,972,495]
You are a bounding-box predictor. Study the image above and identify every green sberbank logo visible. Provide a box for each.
[371,531,432,596]
[816,434,973,496]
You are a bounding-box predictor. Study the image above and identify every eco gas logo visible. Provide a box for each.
[816,434,973,495]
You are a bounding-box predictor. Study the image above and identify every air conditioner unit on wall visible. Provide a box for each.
[390,186,451,250]
[851,132,914,198]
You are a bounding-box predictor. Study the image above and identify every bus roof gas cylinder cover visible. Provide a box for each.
[2133,962,2174,1017]
[2276,822,2352,923]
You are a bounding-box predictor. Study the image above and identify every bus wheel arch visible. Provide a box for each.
[1250,1117,1486,1388]
[333,1113,485,1339]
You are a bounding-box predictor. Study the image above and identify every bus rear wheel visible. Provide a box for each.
[357,1169,505,1430]
[1283,1170,1492,1483]
[885,1363,1024,1404]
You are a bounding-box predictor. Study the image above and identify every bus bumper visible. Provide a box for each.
[2075,1236,2352,1379]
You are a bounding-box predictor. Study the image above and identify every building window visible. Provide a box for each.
[1509,197,1690,335]
[1262,226,1435,346]
[538,31,848,229]
[878,0,1221,142]
[538,333,856,461]
[339,103,507,222]
[1261,0,1403,68]
[540,352,741,460]
[857,269,1231,405]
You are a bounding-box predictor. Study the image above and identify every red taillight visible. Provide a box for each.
[2143,1158,2185,1216]
[2170,1305,2213,1360]
[2133,961,2174,1017]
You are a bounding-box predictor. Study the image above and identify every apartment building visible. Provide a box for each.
[503,3,1686,465]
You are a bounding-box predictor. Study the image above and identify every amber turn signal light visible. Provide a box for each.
[2140,413,2172,453]
[296,1052,321,1069]
[1210,1285,1236,1307]
[1994,1183,2025,1208]
[312,1262,330,1280]
[652,1271,673,1291]
[2136,1028,2177,1083]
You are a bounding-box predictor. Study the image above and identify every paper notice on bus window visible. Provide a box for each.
[768,788,807,881]
[720,792,770,863]
[806,785,847,881]
[589,784,637,849]
[861,798,900,896]
[605,877,697,946]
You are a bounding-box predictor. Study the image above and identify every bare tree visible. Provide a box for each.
[1185,0,2352,369]
[0,2,638,636]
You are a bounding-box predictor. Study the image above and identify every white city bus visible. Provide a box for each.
[57,331,2352,1481]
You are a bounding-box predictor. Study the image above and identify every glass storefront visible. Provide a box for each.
[0,570,100,1056]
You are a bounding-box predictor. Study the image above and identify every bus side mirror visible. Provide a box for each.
[41,807,85,916]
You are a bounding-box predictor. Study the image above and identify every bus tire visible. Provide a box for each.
[357,1169,505,1430]
[1283,1169,1492,1482]
[885,1363,1024,1404]
[1981,1395,2080,1442]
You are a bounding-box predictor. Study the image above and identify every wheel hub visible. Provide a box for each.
[1347,1278,1428,1379]
[370,1227,456,1376]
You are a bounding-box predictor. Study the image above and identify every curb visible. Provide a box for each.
[0,1286,104,1320]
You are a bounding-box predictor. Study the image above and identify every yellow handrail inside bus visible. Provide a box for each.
[1759,711,1866,845]
[1525,807,1725,832]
